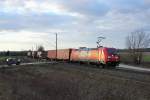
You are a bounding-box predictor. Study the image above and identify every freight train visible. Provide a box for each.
[47,47,120,67]
[27,51,47,59]
[27,47,120,67]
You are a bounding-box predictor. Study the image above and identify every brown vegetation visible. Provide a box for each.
[0,63,150,100]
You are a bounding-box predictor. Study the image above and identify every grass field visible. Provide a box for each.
[119,52,150,67]
[143,55,150,62]
[0,56,9,60]
[120,53,150,62]
[0,63,150,100]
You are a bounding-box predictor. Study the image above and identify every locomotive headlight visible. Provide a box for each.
[6,59,9,62]
[115,56,119,59]
[108,56,111,59]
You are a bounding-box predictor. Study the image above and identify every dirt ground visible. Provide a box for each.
[0,63,150,100]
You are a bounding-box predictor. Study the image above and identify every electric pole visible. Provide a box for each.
[56,33,57,61]
[96,36,105,48]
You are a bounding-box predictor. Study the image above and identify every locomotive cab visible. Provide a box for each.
[106,48,120,66]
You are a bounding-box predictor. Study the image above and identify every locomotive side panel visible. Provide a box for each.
[78,50,89,61]
[88,49,99,62]
[99,48,107,64]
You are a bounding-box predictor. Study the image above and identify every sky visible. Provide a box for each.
[0,0,150,51]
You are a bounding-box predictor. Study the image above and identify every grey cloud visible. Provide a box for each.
[106,0,150,14]
[0,12,76,32]
[53,0,110,17]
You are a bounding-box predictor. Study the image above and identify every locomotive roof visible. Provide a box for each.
[46,47,116,51]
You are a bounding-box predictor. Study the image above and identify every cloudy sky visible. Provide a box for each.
[0,0,150,51]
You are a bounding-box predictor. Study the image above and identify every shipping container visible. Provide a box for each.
[47,50,56,60]
[70,49,79,61]
[57,49,71,60]
[47,49,72,61]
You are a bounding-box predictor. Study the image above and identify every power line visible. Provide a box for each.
[44,40,56,48]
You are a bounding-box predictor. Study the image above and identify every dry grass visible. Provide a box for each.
[0,63,150,100]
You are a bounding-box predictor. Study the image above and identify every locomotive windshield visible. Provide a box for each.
[107,48,118,55]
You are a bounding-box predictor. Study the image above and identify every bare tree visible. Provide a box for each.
[37,45,45,52]
[126,30,150,64]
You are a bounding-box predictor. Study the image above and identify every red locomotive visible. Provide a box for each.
[47,47,120,67]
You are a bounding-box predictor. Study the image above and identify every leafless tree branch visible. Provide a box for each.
[126,30,150,64]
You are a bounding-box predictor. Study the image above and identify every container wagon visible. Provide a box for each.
[70,49,79,62]
[57,49,72,61]
[47,50,56,60]
[27,51,47,59]
[27,51,37,58]
[47,49,72,61]
[37,51,48,59]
